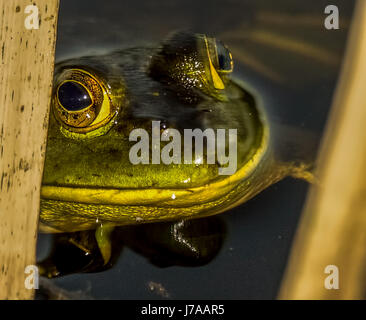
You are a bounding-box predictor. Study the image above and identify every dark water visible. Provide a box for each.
[37,0,355,299]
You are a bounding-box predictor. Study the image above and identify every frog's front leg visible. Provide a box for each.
[38,227,119,278]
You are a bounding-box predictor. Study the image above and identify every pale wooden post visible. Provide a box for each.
[0,0,59,299]
[279,0,366,299]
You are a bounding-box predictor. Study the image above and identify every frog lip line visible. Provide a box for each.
[128,121,238,176]
[40,124,269,206]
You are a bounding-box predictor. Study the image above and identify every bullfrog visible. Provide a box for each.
[38,32,312,277]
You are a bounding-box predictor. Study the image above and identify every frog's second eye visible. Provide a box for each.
[149,32,234,101]
[205,38,233,73]
[53,68,117,136]
[214,40,233,72]
[57,81,92,111]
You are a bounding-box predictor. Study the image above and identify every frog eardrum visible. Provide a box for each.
[54,68,118,135]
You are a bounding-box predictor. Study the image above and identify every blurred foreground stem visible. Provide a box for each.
[0,0,59,299]
[279,0,366,299]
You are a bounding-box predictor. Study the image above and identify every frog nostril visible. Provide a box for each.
[58,81,92,111]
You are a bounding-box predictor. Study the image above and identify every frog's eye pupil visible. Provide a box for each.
[216,41,232,71]
[58,81,92,111]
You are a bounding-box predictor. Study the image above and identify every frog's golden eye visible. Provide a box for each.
[206,38,234,73]
[58,81,93,113]
[53,68,117,136]
[149,32,234,101]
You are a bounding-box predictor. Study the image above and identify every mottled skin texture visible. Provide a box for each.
[38,33,310,276]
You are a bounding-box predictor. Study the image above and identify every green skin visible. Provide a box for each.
[38,33,309,277]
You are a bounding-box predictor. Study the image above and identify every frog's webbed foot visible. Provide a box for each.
[120,216,226,267]
[38,227,119,278]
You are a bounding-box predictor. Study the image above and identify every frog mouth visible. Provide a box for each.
[40,125,269,208]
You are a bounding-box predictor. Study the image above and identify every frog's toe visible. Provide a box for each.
[95,224,115,265]
[288,162,317,184]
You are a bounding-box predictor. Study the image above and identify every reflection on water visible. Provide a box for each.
[39,217,226,279]
[37,0,355,299]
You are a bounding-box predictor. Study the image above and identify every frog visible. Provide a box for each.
[38,32,313,277]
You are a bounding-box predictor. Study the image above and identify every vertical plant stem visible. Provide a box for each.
[0,0,59,299]
[279,0,366,299]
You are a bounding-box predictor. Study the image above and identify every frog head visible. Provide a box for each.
[40,32,282,232]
